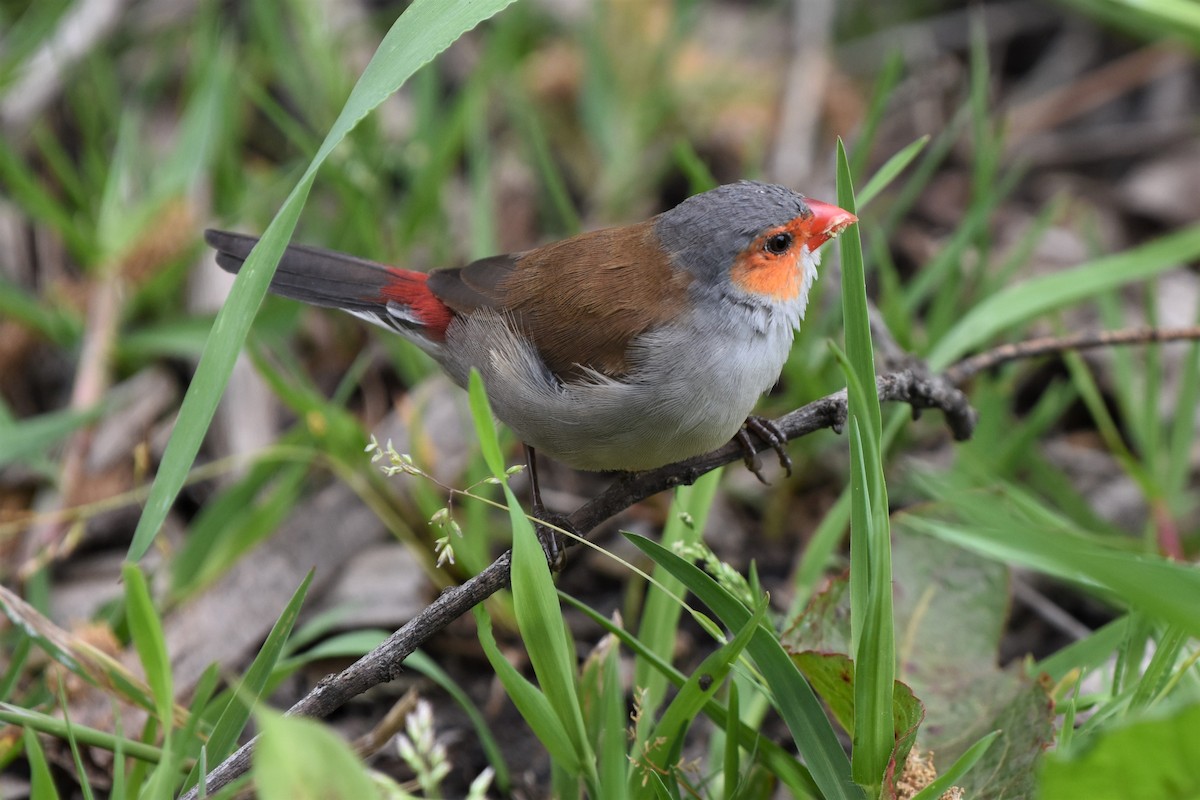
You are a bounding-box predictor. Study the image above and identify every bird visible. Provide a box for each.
[205,180,856,502]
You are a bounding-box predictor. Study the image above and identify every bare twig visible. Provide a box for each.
[19,271,123,576]
[352,689,419,759]
[181,324,1200,799]
[943,326,1200,385]
[181,555,513,799]
[1006,44,1191,143]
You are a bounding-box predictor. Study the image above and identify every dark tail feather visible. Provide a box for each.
[204,229,398,314]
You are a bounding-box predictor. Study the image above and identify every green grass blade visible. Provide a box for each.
[467,369,506,478]
[561,593,820,797]
[93,113,141,262]
[637,599,765,791]
[126,186,307,562]
[1035,617,1128,683]
[0,704,163,764]
[672,138,719,193]
[474,607,581,771]
[154,34,231,206]
[835,140,880,445]
[109,719,127,800]
[0,275,78,343]
[905,515,1200,639]
[635,470,721,716]
[469,370,596,782]
[0,405,106,468]
[24,725,60,800]
[180,571,314,794]
[579,633,625,799]
[856,135,929,209]
[0,129,89,255]
[722,681,741,800]
[55,682,97,800]
[1129,626,1185,710]
[0,636,32,702]
[507,487,595,781]
[253,710,378,800]
[596,638,628,800]
[127,0,519,561]
[910,731,1000,800]
[837,139,895,792]
[899,165,1021,322]
[126,717,157,798]
[177,664,221,763]
[121,564,173,727]
[928,224,1200,369]
[626,534,862,800]
[849,50,904,181]
[467,372,594,782]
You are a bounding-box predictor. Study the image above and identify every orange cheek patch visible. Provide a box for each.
[730,249,804,301]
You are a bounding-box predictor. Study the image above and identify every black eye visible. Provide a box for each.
[764,232,793,255]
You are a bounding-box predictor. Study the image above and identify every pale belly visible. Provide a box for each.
[436,308,798,472]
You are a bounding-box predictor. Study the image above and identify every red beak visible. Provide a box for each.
[803,199,858,250]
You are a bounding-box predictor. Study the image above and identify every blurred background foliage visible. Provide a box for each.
[1,0,1199,797]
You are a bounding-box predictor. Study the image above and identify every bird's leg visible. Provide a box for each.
[524,444,570,571]
[736,416,793,485]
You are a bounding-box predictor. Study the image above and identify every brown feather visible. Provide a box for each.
[427,220,693,379]
[426,253,518,311]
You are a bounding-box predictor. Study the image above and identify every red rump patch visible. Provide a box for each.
[378,269,454,340]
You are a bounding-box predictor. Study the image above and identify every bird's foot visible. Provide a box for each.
[531,508,574,573]
[735,416,793,485]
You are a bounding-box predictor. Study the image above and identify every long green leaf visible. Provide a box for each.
[507,486,595,780]
[474,607,581,771]
[1035,617,1128,683]
[856,136,929,208]
[0,405,106,468]
[467,372,594,782]
[127,0,520,561]
[0,703,163,764]
[635,470,721,718]
[561,593,820,798]
[593,637,628,800]
[928,224,1200,369]
[905,516,1200,639]
[626,534,863,800]
[253,710,378,800]
[121,565,173,726]
[837,140,894,792]
[637,599,765,790]
[467,369,506,478]
[181,571,314,794]
[910,731,1000,800]
[25,726,60,800]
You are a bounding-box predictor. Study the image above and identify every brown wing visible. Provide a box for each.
[426,220,693,380]
[424,253,519,312]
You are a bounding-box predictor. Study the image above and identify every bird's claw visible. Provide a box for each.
[734,427,769,485]
[532,509,573,573]
[736,416,793,484]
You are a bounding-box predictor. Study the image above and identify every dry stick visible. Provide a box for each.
[943,325,1200,384]
[183,324,1200,799]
